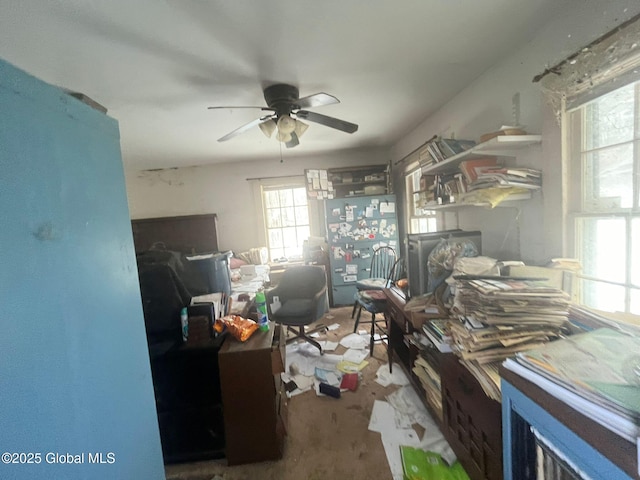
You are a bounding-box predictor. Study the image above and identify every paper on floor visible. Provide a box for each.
[339,332,369,349]
[369,390,456,479]
[286,343,342,376]
[342,348,369,364]
[375,363,410,387]
[386,385,435,430]
[337,359,368,373]
[368,400,421,480]
[319,340,338,352]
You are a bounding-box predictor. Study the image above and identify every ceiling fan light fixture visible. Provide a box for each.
[259,119,276,138]
[276,114,296,135]
[294,119,309,138]
[276,131,293,143]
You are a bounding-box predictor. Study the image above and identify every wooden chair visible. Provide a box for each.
[351,245,397,328]
[353,256,404,356]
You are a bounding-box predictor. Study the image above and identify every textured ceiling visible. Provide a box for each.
[0,0,561,170]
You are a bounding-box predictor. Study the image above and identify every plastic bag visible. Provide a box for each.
[427,239,479,292]
[214,315,258,342]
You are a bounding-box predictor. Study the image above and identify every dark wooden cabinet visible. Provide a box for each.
[150,337,227,463]
[218,323,287,465]
[384,287,503,480]
[441,355,503,480]
[384,287,446,425]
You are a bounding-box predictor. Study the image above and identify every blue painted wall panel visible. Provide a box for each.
[0,59,165,479]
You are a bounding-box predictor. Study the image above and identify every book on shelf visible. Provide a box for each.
[422,325,453,353]
[458,157,498,183]
[439,138,477,157]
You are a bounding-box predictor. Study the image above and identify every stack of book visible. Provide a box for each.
[422,319,452,352]
[503,327,640,443]
[447,276,571,400]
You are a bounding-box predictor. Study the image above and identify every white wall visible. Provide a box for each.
[392,0,640,264]
[125,147,389,253]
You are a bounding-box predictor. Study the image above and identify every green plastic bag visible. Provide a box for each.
[400,446,470,480]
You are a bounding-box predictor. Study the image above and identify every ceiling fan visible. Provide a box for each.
[208,83,358,148]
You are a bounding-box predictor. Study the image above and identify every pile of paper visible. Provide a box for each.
[467,167,541,191]
[503,328,640,443]
[447,276,571,399]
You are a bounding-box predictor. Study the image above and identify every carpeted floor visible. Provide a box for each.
[164,306,423,480]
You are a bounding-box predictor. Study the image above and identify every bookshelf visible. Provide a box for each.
[416,135,542,209]
[421,135,542,176]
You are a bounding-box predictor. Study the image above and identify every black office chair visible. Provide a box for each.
[352,245,397,329]
[353,256,404,357]
[266,265,328,354]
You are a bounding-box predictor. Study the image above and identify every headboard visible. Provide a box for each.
[131,214,219,254]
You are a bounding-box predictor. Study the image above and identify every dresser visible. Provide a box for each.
[218,323,287,465]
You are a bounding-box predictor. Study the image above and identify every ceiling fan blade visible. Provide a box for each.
[285,132,300,149]
[208,106,276,112]
[217,115,273,142]
[296,110,358,134]
[295,92,339,109]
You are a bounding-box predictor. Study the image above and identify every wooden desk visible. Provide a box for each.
[218,323,287,465]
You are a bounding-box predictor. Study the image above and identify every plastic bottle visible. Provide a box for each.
[255,291,269,332]
[180,307,188,341]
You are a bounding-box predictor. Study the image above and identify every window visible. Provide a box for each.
[262,185,310,262]
[406,167,437,234]
[568,80,640,314]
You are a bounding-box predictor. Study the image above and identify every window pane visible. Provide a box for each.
[585,83,635,150]
[264,190,280,208]
[579,278,625,313]
[268,228,283,248]
[583,143,633,209]
[578,217,626,282]
[279,189,294,207]
[270,248,284,261]
[266,208,282,228]
[263,185,310,262]
[297,226,310,244]
[292,187,307,206]
[295,206,309,225]
[281,227,298,248]
[281,207,296,227]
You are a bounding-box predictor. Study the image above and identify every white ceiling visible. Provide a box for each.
[0,0,561,171]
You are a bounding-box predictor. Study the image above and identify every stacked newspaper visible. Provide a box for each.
[447,276,571,399]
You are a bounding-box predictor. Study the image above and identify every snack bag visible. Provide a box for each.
[215,315,259,342]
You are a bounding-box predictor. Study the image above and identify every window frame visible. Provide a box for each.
[260,182,311,263]
[566,80,640,313]
[405,164,439,234]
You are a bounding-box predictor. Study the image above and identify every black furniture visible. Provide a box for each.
[351,245,397,322]
[266,265,328,353]
[354,255,403,356]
